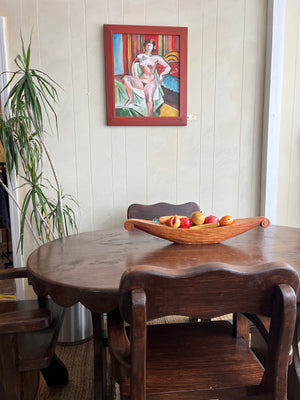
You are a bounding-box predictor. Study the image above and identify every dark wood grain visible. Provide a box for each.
[0,308,51,334]
[119,263,298,322]
[0,267,28,280]
[25,225,300,399]
[0,269,66,400]
[108,263,298,399]
[26,225,300,311]
[92,312,108,400]
[130,289,146,400]
[288,305,300,400]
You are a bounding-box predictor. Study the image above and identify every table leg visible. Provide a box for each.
[92,312,107,400]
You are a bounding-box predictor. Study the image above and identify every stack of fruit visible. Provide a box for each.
[158,212,234,229]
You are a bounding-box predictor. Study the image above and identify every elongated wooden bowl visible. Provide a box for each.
[124,216,271,244]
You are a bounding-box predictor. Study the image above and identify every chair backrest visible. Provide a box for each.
[127,202,200,220]
[119,262,299,322]
[116,263,299,400]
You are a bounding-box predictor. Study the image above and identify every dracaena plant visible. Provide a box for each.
[0,36,78,252]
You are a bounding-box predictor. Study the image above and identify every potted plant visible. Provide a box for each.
[0,37,91,344]
[0,36,77,251]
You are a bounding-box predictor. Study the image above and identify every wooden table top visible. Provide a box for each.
[27,224,300,313]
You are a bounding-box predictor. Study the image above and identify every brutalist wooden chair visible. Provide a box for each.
[0,267,67,400]
[108,262,299,400]
[127,201,200,220]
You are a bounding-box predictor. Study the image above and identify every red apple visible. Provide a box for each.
[204,215,219,224]
[180,217,192,229]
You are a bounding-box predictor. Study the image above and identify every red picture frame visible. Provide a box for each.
[103,24,188,126]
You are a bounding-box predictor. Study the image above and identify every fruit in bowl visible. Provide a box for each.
[157,211,233,230]
[220,215,234,226]
[180,217,192,229]
[168,215,181,228]
[191,211,205,225]
[204,215,219,224]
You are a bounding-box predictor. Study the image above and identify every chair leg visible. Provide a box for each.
[287,308,300,400]
[0,335,40,400]
[233,312,250,344]
[40,353,69,386]
[20,370,40,400]
[92,312,107,400]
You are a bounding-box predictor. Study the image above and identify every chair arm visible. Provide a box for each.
[0,308,52,334]
[0,267,28,280]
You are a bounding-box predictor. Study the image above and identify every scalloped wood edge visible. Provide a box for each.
[124,216,271,244]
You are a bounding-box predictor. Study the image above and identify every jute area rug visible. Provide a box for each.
[36,339,96,400]
[36,316,189,400]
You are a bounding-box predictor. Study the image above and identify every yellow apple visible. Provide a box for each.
[191,211,205,225]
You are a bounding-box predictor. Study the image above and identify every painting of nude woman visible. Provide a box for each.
[104,25,187,126]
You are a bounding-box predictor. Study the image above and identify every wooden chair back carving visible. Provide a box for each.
[109,262,299,400]
[119,262,298,321]
[127,202,200,220]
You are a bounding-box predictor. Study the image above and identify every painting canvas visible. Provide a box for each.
[104,25,188,126]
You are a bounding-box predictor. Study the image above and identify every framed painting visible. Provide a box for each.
[103,24,188,126]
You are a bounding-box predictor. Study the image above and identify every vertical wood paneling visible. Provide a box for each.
[238,0,259,218]
[146,127,178,203]
[20,0,39,63]
[278,0,300,227]
[251,1,266,217]
[176,0,202,206]
[107,0,124,24]
[200,0,218,214]
[69,0,93,232]
[1,0,281,246]
[85,0,114,229]
[123,0,146,25]
[145,0,179,26]
[37,0,78,209]
[125,128,148,206]
[289,3,300,227]
[111,128,127,224]
[288,43,300,226]
[214,0,244,217]
[2,0,22,65]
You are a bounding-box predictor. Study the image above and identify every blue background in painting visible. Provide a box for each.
[113,34,124,75]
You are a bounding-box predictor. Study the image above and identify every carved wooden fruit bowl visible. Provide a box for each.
[124,216,271,244]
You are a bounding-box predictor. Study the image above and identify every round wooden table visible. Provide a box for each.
[27,224,300,400]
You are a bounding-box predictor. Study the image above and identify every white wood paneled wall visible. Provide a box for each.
[277,0,300,228]
[2,0,268,239]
